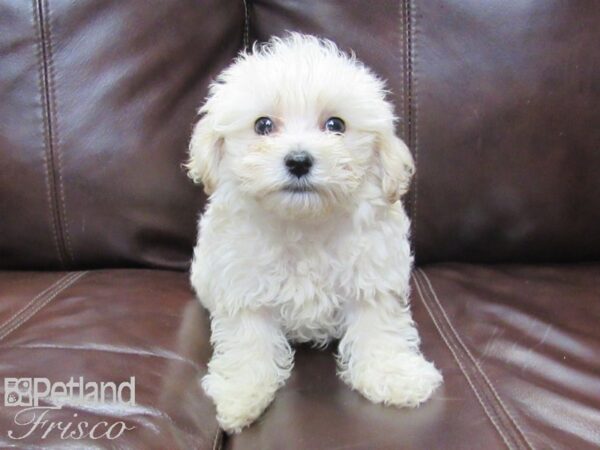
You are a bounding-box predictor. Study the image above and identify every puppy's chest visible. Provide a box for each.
[269,240,354,339]
[277,239,352,298]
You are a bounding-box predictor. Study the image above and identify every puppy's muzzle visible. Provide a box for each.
[284,150,314,178]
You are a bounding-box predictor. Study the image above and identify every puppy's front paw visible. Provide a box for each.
[341,350,442,407]
[202,371,278,433]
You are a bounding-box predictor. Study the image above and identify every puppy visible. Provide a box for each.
[187,33,442,433]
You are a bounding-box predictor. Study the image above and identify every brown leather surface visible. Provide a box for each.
[0,0,244,270]
[414,264,600,450]
[2,266,598,449]
[3,0,598,267]
[251,0,600,264]
[0,270,218,449]
[224,264,600,450]
[1,1,599,449]
[410,1,600,263]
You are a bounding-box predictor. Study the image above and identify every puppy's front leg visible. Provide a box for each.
[337,293,442,407]
[202,309,293,433]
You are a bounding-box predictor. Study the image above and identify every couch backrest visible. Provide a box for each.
[250,0,600,264]
[1,0,599,269]
[0,0,244,269]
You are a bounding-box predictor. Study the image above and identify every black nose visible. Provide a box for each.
[284,150,314,178]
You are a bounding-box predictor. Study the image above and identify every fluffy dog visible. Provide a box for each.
[187,33,442,433]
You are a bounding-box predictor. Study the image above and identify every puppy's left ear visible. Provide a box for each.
[186,113,223,196]
[378,131,415,203]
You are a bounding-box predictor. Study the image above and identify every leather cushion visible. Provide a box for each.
[0,0,244,270]
[226,264,600,450]
[0,269,218,449]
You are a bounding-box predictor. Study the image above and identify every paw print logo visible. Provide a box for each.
[4,378,33,407]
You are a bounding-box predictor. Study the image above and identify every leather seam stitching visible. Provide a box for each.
[412,272,515,449]
[0,272,87,342]
[0,273,75,334]
[44,0,74,264]
[212,426,223,450]
[32,0,64,266]
[408,0,419,252]
[417,270,535,450]
[243,0,250,51]
[397,0,405,142]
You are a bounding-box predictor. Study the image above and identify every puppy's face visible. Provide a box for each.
[188,34,414,219]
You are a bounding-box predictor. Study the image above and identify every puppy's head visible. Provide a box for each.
[187,33,414,219]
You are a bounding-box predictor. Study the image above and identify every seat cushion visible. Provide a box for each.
[2,266,598,449]
[0,269,218,449]
[226,264,600,450]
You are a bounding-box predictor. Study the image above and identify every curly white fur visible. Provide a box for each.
[187,34,442,433]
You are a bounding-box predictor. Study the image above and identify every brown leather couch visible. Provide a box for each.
[1,1,598,449]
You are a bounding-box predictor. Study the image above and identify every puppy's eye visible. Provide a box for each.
[324,117,345,134]
[255,117,274,135]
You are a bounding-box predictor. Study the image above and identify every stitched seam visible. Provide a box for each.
[412,272,515,450]
[416,270,529,449]
[44,0,74,264]
[242,0,250,51]
[397,0,406,141]
[0,276,76,338]
[36,0,72,266]
[418,270,530,448]
[212,426,223,450]
[403,0,411,146]
[408,0,419,251]
[32,0,64,267]
[418,270,535,450]
[0,273,75,334]
[0,272,86,341]
[0,272,87,342]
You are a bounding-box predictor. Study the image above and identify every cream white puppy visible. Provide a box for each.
[187,33,442,433]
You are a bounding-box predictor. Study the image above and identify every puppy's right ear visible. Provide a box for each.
[186,113,223,195]
[378,131,415,203]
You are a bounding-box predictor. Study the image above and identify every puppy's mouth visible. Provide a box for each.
[281,182,316,194]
